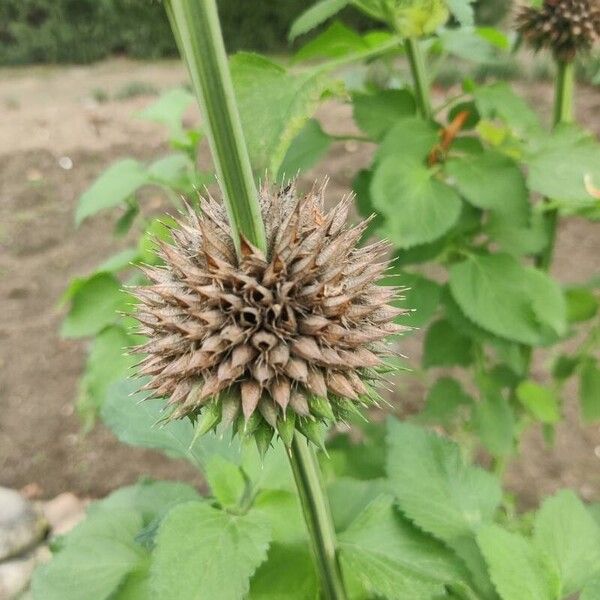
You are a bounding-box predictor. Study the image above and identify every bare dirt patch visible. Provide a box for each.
[0,59,599,506]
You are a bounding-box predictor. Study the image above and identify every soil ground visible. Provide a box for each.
[0,59,599,508]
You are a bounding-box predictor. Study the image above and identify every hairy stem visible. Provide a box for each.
[164,0,266,255]
[164,3,346,597]
[287,437,348,600]
[404,37,432,120]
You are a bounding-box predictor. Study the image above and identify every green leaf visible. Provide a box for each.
[61,273,130,338]
[113,561,152,600]
[249,544,318,600]
[339,496,474,600]
[231,53,328,175]
[387,271,442,328]
[204,455,246,509]
[446,151,529,222]
[76,159,149,225]
[101,378,240,469]
[79,325,137,418]
[449,253,567,346]
[474,391,515,456]
[582,574,600,600]
[97,480,201,525]
[446,0,474,25]
[551,354,580,381]
[477,524,557,600]
[565,287,599,323]
[386,420,501,543]
[97,248,139,272]
[32,510,145,600]
[252,490,305,545]
[371,157,462,249]
[289,0,350,40]
[294,21,367,60]
[423,319,473,367]
[533,489,600,596]
[375,117,438,163]
[277,119,332,179]
[138,87,195,137]
[527,127,600,207]
[474,82,542,138]
[417,377,473,427]
[580,358,600,423]
[147,153,193,192]
[516,380,560,424]
[353,90,416,141]
[328,477,391,531]
[439,28,495,63]
[151,502,270,600]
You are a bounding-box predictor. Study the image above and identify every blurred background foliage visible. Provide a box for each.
[0,0,511,65]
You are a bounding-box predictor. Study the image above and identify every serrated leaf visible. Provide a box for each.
[375,117,438,163]
[477,525,557,600]
[204,455,246,509]
[474,82,542,138]
[32,510,145,600]
[527,127,600,207]
[79,325,137,418]
[353,89,416,140]
[446,0,474,25]
[474,391,515,456]
[580,358,600,423]
[385,271,441,328]
[231,53,328,175]
[533,490,600,596]
[328,477,391,531]
[371,157,462,249]
[252,490,305,545]
[339,496,474,600]
[101,378,241,469]
[61,273,131,339]
[277,119,331,179]
[516,380,560,424]
[416,377,473,427]
[151,502,270,600]
[386,420,501,544]
[147,153,193,191]
[449,253,567,346]
[289,0,350,40]
[76,159,149,225]
[137,87,195,140]
[294,21,367,61]
[423,319,473,367]
[446,151,529,221]
[249,543,318,600]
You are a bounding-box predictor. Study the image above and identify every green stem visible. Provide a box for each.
[287,437,348,600]
[404,37,432,120]
[164,4,346,598]
[164,0,266,255]
[535,60,574,271]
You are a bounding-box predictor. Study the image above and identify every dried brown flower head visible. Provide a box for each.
[132,183,405,447]
[516,0,600,62]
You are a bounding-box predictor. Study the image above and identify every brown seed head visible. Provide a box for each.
[516,0,600,62]
[133,182,406,447]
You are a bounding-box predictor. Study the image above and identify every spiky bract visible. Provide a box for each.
[133,183,405,448]
[516,0,600,62]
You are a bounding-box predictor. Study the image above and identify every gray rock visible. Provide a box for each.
[0,546,50,599]
[0,488,48,562]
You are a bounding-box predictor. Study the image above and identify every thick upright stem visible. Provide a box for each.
[404,37,432,120]
[535,60,574,271]
[287,437,348,600]
[164,3,346,598]
[164,0,266,255]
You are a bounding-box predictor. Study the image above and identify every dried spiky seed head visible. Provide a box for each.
[133,182,406,450]
[516,0,600,62]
